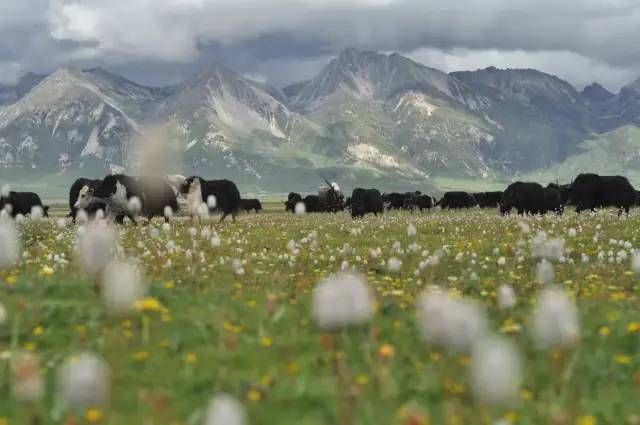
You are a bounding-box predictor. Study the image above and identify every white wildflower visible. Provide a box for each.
[101,259,148,315]
[76,222,120,277]
[536,259,555,285]
[497,285,516,309]
[203,394,246,425]
[58,352,110,411]
[470,335,522,406]
[312,272,374,330]
[387,257,403,273]
[0,220,20,268]
[207,195,217,209]
[530,287,580,350]
[417,289,487,353]
[294,202,306,215]
[407,223,417,237]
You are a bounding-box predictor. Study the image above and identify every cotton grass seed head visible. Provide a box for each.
[0,184,10,198]
[470,335,522,406]
[536,259,555,285]
[417,288,487,353]
[312,272,374,330]
[127,196,142,214]
[100,259,148,315]
[207,195,217,209]
[58,352,110,411]
[77,222,120,277]
[30,205,44,221]
[203,394,246,425]
[0,302,6,325]
[530,287,580,350]
[0,220,20,268]
[294,202,306,215]
[497,284,516,309]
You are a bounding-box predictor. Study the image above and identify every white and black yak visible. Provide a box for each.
[180,176,241,222]
[92,174,178,224]
[68,177,103,222]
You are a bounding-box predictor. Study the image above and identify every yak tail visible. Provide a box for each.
[434,198,442,206]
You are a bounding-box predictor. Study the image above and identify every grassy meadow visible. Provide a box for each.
[0,202,639,424]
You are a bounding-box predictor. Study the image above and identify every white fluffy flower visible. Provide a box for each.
[101,259,148,315]
[536,259,555,285]
[58,352,110,411]
[30,205,44,221]
[164,206,174,220]
[203,394,246,425]
[0,302,6,325]
[0,220,20,268]
[76,222,120,277]
[1,184,10,198]
[198,202,210,219]
[497,257,506,266]
[417,289,487,353]
[211,236,221,248]
[387,257,403,273]
[11,352,44,402]
[312,272,374,330]
[294,202,306,215]
[568,228,577,237]
[530,287,580,350]
[497,285,516,309]
[531,232,565,261]
[128,196,142,214]
[632,251,640,273]
[407,223,417,237]
[470,335,522,406]
[207,195,217,209]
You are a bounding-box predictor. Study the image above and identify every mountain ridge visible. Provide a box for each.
[0,48,639,193]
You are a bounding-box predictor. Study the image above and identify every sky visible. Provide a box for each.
[1,0,639,91]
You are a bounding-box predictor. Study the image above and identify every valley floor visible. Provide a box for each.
[0,205,639,424]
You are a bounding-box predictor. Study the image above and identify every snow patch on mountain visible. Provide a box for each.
[347,143,400,168]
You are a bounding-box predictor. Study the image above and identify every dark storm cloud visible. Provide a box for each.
[0,0,639,90]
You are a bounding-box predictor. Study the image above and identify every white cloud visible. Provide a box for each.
[406,48,640,91]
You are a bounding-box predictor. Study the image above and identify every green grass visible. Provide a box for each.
[1,205,639,424]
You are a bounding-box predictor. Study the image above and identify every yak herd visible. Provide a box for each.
[287,173,639,219]
[0,172,637,224]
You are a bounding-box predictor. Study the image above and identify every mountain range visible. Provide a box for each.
[1,48,639,195]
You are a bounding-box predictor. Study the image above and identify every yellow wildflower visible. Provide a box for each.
[6,275,17,285]
[614,354,632,365]
[132,351,150,361]
[24,342,36,352]
[503,411,518,424]
[576,415,597,425]
[164,281,175,289]
[39,266,54,276]
[247,389,261,402]
[32,326,44,337]
[627,322,640,333]
[355,374,369,385]
[430,352,442,362]
[286,362,300,375]
[0,417,7,425]
[133,297,163,313]
[598,326,611,337]
[261,336,273,348]
[378,343,395,359]
[85,408,104,423]
[520,389,533,400]
[184,353,197,364]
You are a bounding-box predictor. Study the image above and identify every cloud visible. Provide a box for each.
[0,0,639,89]
[406,48,640,91]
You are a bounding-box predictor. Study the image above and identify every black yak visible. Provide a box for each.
[285,192,302,212]
[240,198,263,213]
[0,191,49,218]
[436,192,477,209]
[566,173,636,215]
[350,188,383,218]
